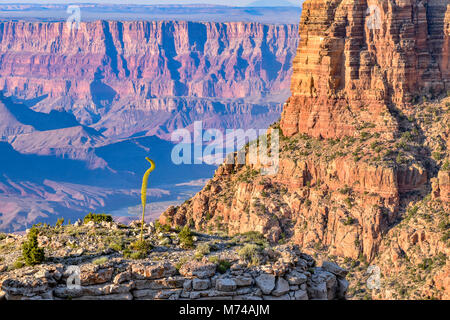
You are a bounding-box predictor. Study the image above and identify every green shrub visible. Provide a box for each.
[442,160,450,171]
[441,231,450,242]
[22,226,45,266]
[432,152,444,161]
[237,244,262,266]
[208,257,232,274]
[435,253,447,267]
[83,213,113,224]
[344,197,353,208]
[339,185,352,195]
[217,260,232,273]
[401,132,413,142]
[92,256,109,265]
[12,259,24,270]
[179,225,194,249]
[343,216,355,226]
[155,220,171,233]
[418,258,433,271]
[194,243,211,260]
[360,132,370,140]
[130,239,153,252]
[124,251,146,260]
[438,220,449,231]
[124,240,153,260]
[109,240,125,252]
[278,232,286,245]
[406,205,419,220]
[196,243,211,255]
[175,257,189,271]
[0,233,6,241]
[237,231,267,245]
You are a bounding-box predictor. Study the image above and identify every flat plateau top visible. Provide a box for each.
[0,4,302,25]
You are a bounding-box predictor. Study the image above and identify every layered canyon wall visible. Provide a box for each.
[282,0,449,138]
[0,20,299,137]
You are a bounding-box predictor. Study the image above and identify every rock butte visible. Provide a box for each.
[282,0,449,139]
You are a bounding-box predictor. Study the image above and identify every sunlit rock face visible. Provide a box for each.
[281,0,450,139]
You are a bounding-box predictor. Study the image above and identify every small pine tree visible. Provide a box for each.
[22,226,45,266]
[83,213,113,224]
[179,225,194,248]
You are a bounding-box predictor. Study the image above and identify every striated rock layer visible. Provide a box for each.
[161,0,450,299]
[0,20,297,99]
[0,20,299,137]
[281,0,449,139]
[0,20,300,231]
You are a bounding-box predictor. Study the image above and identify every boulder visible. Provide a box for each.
[285,270,307,285]
[255,274,275,295]
[321,261,349,278]
[215,279,237,292]
[179,261,216,279]
[294,289,308,300]
[193,278,210,291]
[272,277,289,297]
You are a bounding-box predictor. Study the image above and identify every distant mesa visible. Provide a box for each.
[249,0,301,7]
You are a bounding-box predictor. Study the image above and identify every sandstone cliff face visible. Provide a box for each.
[0,20,298,136]
[161,0,450,299]
[0,20,297,99]
[281,0,449,139]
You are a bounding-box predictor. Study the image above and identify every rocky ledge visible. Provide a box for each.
[0,221,348,300]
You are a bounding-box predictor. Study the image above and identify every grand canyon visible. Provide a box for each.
[0,14,300,232]
[0,0,449,302]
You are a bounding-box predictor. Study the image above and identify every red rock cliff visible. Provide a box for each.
[0,20,299,138]
[0,21,298,101]
[281,0,449,138]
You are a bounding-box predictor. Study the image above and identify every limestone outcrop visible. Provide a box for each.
[0,222,348,300]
